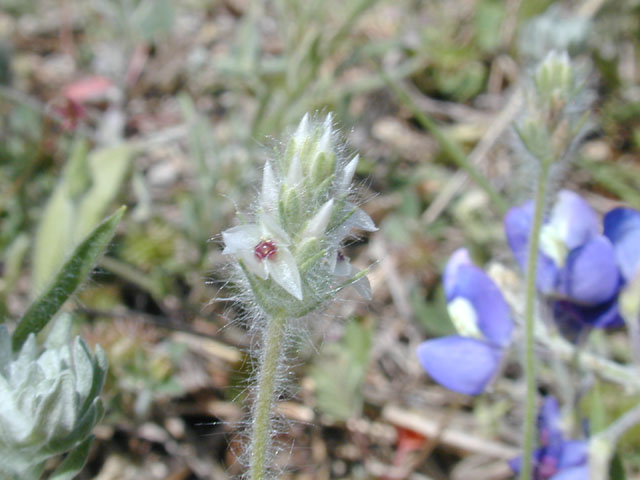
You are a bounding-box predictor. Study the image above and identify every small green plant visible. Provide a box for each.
[0,208,123,479]
[220,113,375,480]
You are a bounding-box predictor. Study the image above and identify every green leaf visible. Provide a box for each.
[49,435,93,480]
[12,207,125,352]
[136,0,174,42]
[0,233,29,310]
[31,143,131,295]
[31,184,75,295]
[75,144,132,242]
[609,453,626,480]
[311,318,372,421]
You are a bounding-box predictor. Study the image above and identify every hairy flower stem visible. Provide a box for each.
[520,161,550,480]
[250,313,287,480]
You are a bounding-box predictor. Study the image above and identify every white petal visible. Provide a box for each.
[349,205,378,232]
[338,155,359,191]
[261,161,279,212]
[293,113,310,145]
[303,199,334,239]
[222,224,261,254]
[268,248,303,300]
[327,250,339,272]
[317,124,332,154]
[323,113,334,133]
[286,152,303,185]
[239,251,269,279]
[333,254,352,277]
[260,215,291,245]
[353,275,372,300]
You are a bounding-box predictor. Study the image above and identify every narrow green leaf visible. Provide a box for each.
[31,140,91,295]
[609,453,626,480]
[12,207,125,352]
[75,144,132,242]
[49,436,93,480]
[31,186,75,295]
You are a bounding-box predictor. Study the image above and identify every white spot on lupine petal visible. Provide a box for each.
[303,199,334,239]
[448,297,483,339]
[268,248,303,300]
[539,223,569,267]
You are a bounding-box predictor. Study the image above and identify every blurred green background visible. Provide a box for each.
[2,0,640,478]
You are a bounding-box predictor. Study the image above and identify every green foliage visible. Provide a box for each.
[0,315,107,479]
[311,318,372,421]
[13,207,125,352]
[32,142,131,294]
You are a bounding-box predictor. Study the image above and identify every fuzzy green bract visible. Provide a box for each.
[0,315,107,479]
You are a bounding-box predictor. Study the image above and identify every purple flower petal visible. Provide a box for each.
[449,265,513,346]
[443,248,473,300]
[559,236,620,305]
[549,465,589,480]
[558,441,588,469]
[549,191,599,250]
[553,298,624,337]
[508,456,522,474]
[538,397,563,446]
[416,336,503,395]
[504,202,559,294]
[604,207,640,244]
[604,207,640,282]
[505,201,534,271]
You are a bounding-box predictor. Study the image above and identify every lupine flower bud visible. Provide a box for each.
[515,51,592,167]
[510,397,588,479]
[221,113,376,318]
[0,315,107,478]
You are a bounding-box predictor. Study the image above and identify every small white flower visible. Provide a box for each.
[302,199,334,239]
[222,215,303,300]
[337,155,359,192]
[331,251,372,300]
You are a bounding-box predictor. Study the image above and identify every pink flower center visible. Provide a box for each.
[254,240,278,261]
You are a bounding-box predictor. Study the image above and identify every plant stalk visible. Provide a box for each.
[520,162,550,480]
[249,313,288,480]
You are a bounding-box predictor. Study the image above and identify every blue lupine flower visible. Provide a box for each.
[510,397,588,480]
[416,249,513,395]
[504,190,623,329]
[603,207,640,283]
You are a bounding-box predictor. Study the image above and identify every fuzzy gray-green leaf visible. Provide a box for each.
[12,207,125,352]
[49,435,94,480]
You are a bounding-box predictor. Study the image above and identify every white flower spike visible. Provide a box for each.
[219,113,376,480]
